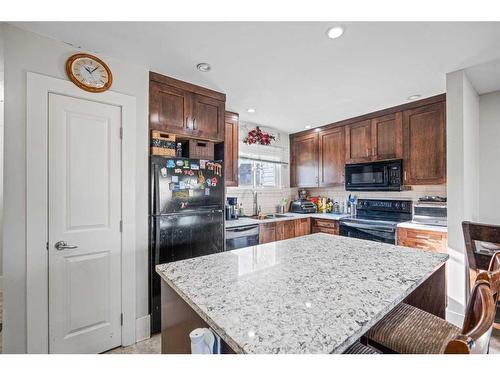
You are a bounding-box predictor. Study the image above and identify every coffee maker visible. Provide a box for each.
[225,197,238,220]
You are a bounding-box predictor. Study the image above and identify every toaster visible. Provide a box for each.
[290,199,317,214]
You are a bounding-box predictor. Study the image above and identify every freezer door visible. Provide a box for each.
[151,156,224,214]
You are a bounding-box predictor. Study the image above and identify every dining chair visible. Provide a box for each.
[365,273,498,354]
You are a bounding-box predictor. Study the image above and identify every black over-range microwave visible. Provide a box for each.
[345,159,403,191]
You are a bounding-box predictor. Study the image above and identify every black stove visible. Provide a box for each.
[339,199,412,244]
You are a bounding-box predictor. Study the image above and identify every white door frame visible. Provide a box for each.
[26,72,137,353]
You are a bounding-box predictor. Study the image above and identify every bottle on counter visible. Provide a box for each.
[239,203,244,217]
[176,142,183,157]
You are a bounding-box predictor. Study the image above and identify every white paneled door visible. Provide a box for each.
[48,93,122,353]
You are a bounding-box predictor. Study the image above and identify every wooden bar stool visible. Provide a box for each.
[462,222,500,294]
[463,221,500,328]
[365,271,498,354]
[343,341,379,354]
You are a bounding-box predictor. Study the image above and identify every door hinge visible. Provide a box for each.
[119,220,123,232]
[119,127,123,139]
[120,313,124,326]
[46,242,49,251]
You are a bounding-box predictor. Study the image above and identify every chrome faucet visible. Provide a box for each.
[253,190,259,217]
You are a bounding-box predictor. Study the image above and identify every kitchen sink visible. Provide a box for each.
[251,213,291,220]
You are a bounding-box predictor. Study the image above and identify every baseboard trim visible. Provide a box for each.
[446,308,465,326]
[135,315,151,343]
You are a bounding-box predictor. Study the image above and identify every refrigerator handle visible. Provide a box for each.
[154,217,161,266]
[153,164,160,216]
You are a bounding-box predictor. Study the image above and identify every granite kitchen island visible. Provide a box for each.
[156,233,448,354]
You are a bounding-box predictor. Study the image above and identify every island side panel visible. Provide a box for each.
[403,264,447,318]
[160,279,236,354]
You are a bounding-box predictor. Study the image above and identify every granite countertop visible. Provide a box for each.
[397,221,448,233]
[156,233,448,354]
[225,212,348,228]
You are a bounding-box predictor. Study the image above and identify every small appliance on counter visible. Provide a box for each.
[298,189,309,199]
[413,196,447,227]
[225,197,238,220]
[290,198,317,214]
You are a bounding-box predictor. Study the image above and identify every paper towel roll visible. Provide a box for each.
[190,328,214,354]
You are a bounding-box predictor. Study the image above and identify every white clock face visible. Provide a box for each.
[71,57,110,89]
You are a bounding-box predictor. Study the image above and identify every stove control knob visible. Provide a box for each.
[394,202,401,210]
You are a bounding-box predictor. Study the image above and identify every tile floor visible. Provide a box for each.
[105,329,500,354]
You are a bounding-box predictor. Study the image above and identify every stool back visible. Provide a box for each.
[445,279,496,354]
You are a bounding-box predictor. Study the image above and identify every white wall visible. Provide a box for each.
[2,24,149,353]
[0,25,4,286]
[445,69,479,325]
[478,90,500,224]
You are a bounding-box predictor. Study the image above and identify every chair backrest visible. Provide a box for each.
[476,252,500,303]
[444,279,496,354]
[462,221,500,272]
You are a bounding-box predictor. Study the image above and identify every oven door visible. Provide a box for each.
[339,221,396,244]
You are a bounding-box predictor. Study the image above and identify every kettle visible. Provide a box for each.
[189,328,216,354]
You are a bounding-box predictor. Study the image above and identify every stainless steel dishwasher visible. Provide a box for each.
[225,224,260,250]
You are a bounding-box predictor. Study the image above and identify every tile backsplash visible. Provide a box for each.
[307,184,447,204]
[227,184,446,215]
[226,188,297,216]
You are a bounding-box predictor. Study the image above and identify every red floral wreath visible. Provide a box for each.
[243,126,276,145]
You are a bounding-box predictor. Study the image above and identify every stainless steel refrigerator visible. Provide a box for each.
[149,155,225,333]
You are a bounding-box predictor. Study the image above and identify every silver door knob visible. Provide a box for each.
[54,241,78,251]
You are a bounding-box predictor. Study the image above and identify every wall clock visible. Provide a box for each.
[66,53,113,93]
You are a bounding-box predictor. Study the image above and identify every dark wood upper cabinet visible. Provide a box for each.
[345,120,372,164]
[290,132,319,187]
[403,102,446,185]
[290,94,446,188]
[149,81,190,134]
[149,72,225,142]
[224,112,239,187]
[191,94,225,141]
[371,112,403,161]
[318,127,345,187]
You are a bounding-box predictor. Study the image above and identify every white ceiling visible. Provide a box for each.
[465,59,500,95]
[13,22,500,133]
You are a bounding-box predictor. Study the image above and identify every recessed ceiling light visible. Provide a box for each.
[407,94,421,101]
[196,63,211,72]
[247,108,256,113]
[305,125,311,129]
[326,26,344,39]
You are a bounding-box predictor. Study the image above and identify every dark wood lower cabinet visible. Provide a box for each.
[294,218,311,237]
[259,222,277,244]
[397,227,447,253]
[311,218,339,235]
[276,220,296,241]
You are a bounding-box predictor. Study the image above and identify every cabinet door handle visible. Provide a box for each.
[404,171,407,182]
[415,234,431,239]
[185,117,190,129]
[193,118,197,130]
